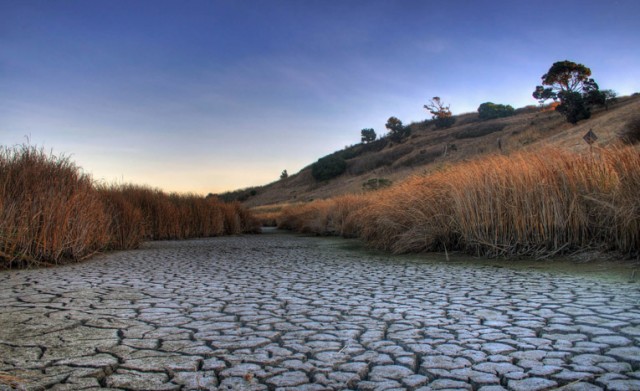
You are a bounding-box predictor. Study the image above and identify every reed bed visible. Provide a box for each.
[250,204,292,227]
[278,195,369,237]
[0,145,260,268]
[279,146,640,258]
[0,145,110,266]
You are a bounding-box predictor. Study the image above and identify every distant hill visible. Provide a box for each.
[221,94,640,208]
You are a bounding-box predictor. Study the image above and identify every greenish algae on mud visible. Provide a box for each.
[266,228,640,285]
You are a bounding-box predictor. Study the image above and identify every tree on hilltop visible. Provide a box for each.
[424,97,455,129]
[360,128,377,143]
[385,117,409,142]
[532,60,612,124]
[538,60,592,95]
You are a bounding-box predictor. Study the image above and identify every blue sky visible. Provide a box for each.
[2,0,639,194]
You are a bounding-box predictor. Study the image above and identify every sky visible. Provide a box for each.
[1,0,639,194]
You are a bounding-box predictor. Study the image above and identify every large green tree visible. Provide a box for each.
[538,60,592,95]
[533,60,610,124]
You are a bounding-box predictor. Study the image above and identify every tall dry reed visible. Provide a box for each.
[279,146,640,258]
[250,204,291,227]
[0,145,110,266]
[99,185,260,243]
[0,145,260,267]
[99,186,145,250]
[278,195,370,237]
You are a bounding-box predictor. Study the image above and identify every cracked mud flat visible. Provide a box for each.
[1,230,639,391]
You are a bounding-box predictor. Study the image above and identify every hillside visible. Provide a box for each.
[230,95,640,208]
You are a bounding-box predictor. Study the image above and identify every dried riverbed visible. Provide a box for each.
[1,229,639,390]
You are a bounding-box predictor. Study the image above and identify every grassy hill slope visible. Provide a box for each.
[229,95,640,208]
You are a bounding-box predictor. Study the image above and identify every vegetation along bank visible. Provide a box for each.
[276,146,640,259]
[0,144,260,268]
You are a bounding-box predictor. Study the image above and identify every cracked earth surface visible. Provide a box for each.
[1,230,639,391]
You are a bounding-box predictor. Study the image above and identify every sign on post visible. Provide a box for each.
[583,129,598,145]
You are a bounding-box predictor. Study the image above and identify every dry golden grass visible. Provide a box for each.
[98,185,145,249]
[249,203,293,226]
[221,201,243,234]
[278,146,640,258]
[0,145,110,267]
[278,195,371,237]
[254,211,281,227]
[0,145,260,268]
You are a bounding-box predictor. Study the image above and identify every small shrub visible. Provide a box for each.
[478,102,515,120]
[620,117,640,145]
[434,116,456,129]
[311,155,347,181]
